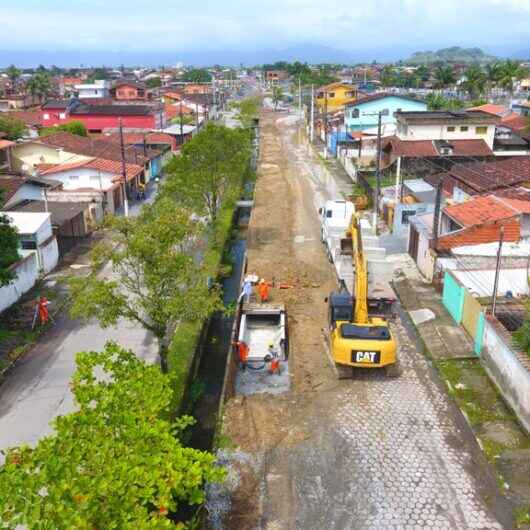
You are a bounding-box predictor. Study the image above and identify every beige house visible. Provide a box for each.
[12,141,90,173]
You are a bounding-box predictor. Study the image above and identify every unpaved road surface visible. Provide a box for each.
[217,111,512,530]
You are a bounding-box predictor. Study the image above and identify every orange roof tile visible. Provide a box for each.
[437,219,520,250]
[467,103,510,117]
[38,157,143,182]
[443,195,520,227]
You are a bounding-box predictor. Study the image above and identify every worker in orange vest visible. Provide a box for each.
[258,279,269,303]
[37,296,50,325]
[237,341,249,370]
[267,343,280,375]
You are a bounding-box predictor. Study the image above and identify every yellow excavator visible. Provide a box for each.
[326,213,398,378]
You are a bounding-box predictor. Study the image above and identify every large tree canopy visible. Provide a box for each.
[0,342,225,528]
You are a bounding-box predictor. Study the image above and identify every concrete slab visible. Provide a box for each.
[235,361,290,396]
[410,308,436,326]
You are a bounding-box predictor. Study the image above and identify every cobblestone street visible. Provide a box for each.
[217,110,513,529]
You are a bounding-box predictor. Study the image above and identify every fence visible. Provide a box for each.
[0,253,39,314]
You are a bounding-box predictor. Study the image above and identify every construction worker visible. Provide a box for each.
[258,278,270,303]
[267,343,280,375]
[239,279,253,304]
[138,182,146,200]
[237,341,249,370]
[37,296,50,325]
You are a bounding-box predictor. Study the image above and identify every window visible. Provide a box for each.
[317,92,324,99]
[20,239,37,250]
[401,210,417,225]
[460,126,468,132]
[351,108,360,118]
[69,175,79,180]
[59,112,66,119]
[43,113,50,120]
[447,126,456,132]
[328,92,335,98]
[476,126,488,135]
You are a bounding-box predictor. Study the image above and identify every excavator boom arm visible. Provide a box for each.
[352,215,369,324]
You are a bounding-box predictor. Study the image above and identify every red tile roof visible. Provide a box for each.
[427,157,530,196]
[0,139,16,150]
[6,110,42,127]
[37,131,148,165]
[467,103,510,117]
[382,136,493,158]
[443,195,521,227]
[38,157,143,182]
[0,175,26,206]
[437,219,520,250]
[501,113,529,132]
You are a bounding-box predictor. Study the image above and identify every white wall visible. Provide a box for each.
[397,122,496,149]
[40,236,59,274]
[5,184,47,208]
[482,318,530,434]
[13,143,90,171]
[47,168,114,191]
[35,217,53,245]
[0,254,39,314]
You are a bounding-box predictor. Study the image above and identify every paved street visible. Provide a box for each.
[219,110,512,529]
[0,184,159,454]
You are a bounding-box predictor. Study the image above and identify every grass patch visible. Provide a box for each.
[516,505,530,527]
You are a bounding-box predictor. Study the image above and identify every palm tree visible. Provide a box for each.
[433,65,456,90]
[26,72,52,102]
[271,85,283,110]
[5,64,21,91]
[498,60,525,95]
[462,64,487,98]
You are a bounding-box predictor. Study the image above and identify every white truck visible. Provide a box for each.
[319,200,395,315]
[319,200,356,292]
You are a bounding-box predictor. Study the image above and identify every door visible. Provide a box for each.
[408,225,419,262]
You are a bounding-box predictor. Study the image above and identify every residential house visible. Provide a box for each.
[37,157,144,215]
[183,83,211,96]
[58,76,84,97]
[265,70,289,86]
[0,138,15,171]
[40,99,166,133]
[0,93,41,111]
[110,81,147,101]
[12,200,96,257]
[316,82,358,112]
[1,211,59,274]
[74,80,111,99]
[0,174,62,209]
[5,110,42,137]
[12,131,160,184]
[408,194,530,280]
[395,110,499,149]
[344,93,427,136]
[162,91,185,103]
[512,102,530,117]
[425,156,530,202]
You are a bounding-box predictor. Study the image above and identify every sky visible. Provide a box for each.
[1,0,530,64]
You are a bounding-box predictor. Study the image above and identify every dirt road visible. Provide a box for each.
[216,111,512,530]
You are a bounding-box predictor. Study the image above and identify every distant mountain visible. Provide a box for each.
[511,49,530,60]
[406,47,497,65]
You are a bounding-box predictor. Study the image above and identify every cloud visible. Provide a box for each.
[0,0,529,54]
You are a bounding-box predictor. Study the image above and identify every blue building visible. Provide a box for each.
[344,93,427,135]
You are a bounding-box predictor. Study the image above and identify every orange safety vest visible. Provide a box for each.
[238,342,249,363]
[258,282,269,301]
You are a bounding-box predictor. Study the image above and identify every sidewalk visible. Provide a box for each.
[0,181,159,453]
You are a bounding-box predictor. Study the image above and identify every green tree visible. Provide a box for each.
[380,65,397,88]
[26,71,52,101]
[182,68,211,83]
[234,96,260,128]
[146,76,162,88]
[0,114,26,140]
[5,64,21,88]
[498,59,525,95]
[69,199,221,373]
[433,65,456,89]
[86,67,110,83]
[164,122,251,223]
[462,64,487,97]
[0,188,20,287]
[40,120,88,138]
[0,342,225,528]
[271,85,283,109]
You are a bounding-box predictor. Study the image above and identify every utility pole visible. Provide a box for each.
[373,111,383,234]
[431,181,443,249]
[179,100,184,145]
[118,118,129,217]
[324,91,328,158]
[195,101,199,131]
[492,226,505,316]
[310,84,314,143]
[298,77,301,114]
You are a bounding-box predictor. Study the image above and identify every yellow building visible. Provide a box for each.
[316,82,358,112]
